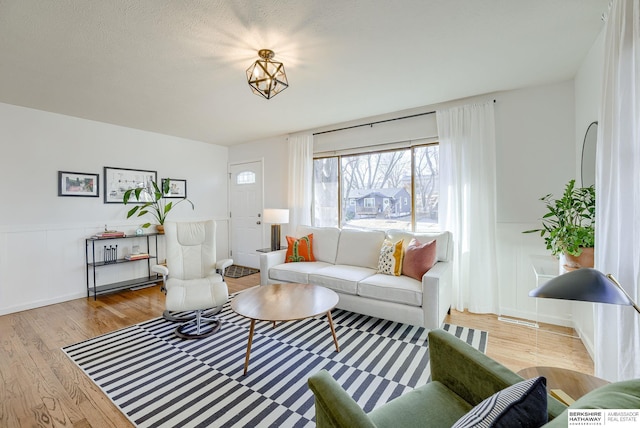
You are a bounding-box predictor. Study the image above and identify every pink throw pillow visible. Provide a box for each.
[402,238,437,281]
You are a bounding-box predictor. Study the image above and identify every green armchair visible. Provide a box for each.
[308,328,640,427]
[308,328,566,427]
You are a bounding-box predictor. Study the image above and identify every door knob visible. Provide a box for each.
[256,221,261,225]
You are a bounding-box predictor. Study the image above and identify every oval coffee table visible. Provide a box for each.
[231,283,340,375]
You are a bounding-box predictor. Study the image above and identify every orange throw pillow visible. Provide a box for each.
[402,238,437,280]
[285,234,315,263]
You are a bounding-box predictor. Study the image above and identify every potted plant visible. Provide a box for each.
[123,179,194,233]
[523,179,595,269]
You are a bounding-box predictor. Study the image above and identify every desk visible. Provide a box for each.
[518,366,609,404]
[499,255,559,328]
[527,255,560,329]
[530,255,559,283]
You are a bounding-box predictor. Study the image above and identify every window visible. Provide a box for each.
[313,158,339,227]
[414,145,439,231]
[236,171,256,185]
[313,143,439,231]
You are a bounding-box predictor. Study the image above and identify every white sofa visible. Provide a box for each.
[259,225,453,329]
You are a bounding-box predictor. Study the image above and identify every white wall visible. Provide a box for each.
[0,102,229,315]
[313,109,438,154]
[494,81,576,326]
[228,135,289,245]
[571,29,605,359]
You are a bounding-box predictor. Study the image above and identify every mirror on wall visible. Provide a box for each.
[581,121,597,188]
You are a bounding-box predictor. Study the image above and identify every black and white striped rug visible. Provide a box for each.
[63,295,488,428]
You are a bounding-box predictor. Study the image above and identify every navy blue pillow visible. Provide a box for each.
[452,377,548,428]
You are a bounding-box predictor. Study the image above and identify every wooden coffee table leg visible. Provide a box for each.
[327,311,340,352]
[243,319,256,375]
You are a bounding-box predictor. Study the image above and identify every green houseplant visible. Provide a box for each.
[123,179,194,231]
[523,179,595,262]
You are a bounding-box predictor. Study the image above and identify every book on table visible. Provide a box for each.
[125,253,150,261]
[94,231,126,238]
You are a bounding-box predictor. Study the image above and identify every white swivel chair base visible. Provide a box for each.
[174,309,222,340]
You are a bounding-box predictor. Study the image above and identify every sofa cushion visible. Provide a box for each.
[452,377,548,428]
[370,381,472,428]
[309,265,377,295]
[270,261,333,284]
[357,273,423,306]
[402,238,437,281]
[378,239,405,276]
[297,225,341,264]
[335,229,386,269]
[386,230,452,262]
[285,234,315,262]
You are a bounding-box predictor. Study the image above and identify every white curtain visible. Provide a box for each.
[288,133,313,232]
[436,101,499,313]
[595,0,640,381]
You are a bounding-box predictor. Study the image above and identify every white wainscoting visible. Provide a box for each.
[0,218,230,316]
[496,223,573,327]
[495,222,595,359]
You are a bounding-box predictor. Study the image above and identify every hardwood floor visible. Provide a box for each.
[0,273,593,427]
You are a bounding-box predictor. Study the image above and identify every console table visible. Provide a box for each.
[85,233,160,300]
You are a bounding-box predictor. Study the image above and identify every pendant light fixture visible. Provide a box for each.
[246,49,289,99]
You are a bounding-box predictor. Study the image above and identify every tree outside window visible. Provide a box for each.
[313,143,438,232]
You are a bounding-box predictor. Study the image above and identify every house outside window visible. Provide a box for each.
[313,143,439,231]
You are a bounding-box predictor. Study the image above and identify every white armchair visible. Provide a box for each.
[153,220,232,339]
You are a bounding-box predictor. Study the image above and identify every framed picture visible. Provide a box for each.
[162,178,187,198]
[58,171,99,197]
[104,167,157,204]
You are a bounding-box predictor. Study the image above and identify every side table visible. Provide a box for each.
[256,247,287,253]
[517,366,609,405]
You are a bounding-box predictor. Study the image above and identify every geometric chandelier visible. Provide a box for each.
[246,49,289,99]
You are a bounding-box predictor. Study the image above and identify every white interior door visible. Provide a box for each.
[229,161,263,269]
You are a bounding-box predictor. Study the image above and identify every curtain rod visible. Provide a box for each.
[312,111,435,136]
[312,100,495,136]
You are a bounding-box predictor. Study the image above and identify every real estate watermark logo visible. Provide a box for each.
[568,410,639,427]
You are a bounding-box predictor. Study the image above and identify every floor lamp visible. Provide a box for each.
[529,268,640,315]
[263,209,289,251]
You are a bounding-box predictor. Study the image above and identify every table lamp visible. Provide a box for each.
[529,268,640,315]
[263,208,289,251]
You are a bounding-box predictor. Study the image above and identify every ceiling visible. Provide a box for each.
[0,0,608,146]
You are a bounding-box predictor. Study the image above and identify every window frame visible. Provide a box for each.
[312,142,439,231]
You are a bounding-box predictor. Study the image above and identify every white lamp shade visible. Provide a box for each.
[263,208,289,224]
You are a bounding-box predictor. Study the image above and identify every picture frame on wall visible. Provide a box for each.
[162,178,187,198]
[58,171,99,197]
[104,166,157,204]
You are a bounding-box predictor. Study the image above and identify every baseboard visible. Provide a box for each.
[0,291,86,316]
[574,323,596,361]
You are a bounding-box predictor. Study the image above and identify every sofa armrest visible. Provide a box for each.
[428,329,567,420]
[421,261,452,329]
[429,328,525,405]
[259,250,287,286]
[308,370,377,428]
